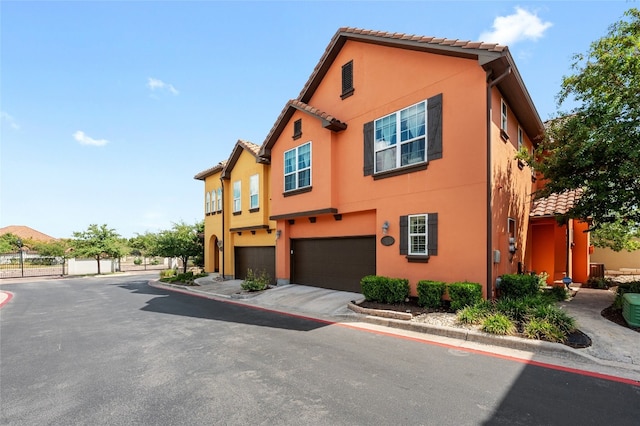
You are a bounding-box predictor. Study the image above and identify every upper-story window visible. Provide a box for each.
[210,190,216,213]
[363,93,442,178]
[205,192,211,214]
[233,181,241,213]
[375,101,426,173]
[501,99,508,130]
[249,174,259,210]
[341,60,354,99]
[216,188,222,212]
[517,126,523,151]
[284,142,311,192]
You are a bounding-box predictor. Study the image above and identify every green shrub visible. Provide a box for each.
[448,282,482,311]
[499,274,540,299]
[528,304,576,335]
[549,285,569,301]
[523,317,565,342]
[416,280,447,308]
[360,275,409,303]
[160,269,176,278]
[481,313,516,335]
[241,268,271,292]
[494,297,532,323]
[586,276,612,289]
[457,300,494,325]
[133,257,142,265]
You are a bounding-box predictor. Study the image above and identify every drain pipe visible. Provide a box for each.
[486,65,512,299]
[219,176,225,280]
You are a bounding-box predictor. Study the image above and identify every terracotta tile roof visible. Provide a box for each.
[237,139,261,156]
[259,100,346,158]
[194,160,226,181]
[289,100,347,131]
[297,27,507,102]
[222,139,269,179]
[0,225,57,242]
[530,189,584,217]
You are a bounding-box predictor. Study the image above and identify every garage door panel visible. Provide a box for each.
[292,237,375,293]
[234,246,275,284]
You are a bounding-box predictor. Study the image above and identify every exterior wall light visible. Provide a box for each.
[382,221,389,235]
[276,230,282,239]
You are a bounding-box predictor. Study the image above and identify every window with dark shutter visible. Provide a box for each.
[400,213,438,260]
[341,60,354,99]
[293,119,302,140]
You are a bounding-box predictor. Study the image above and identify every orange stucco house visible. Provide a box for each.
[257,27,551,298]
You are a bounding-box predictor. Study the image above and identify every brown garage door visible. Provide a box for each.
[291,237,375,293]
[234,246,275,284]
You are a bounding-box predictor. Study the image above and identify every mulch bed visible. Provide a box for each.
[358,297,452,316]
[601,305,640,333]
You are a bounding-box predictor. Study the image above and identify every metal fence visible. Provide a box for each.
[118,257,169,273]
[0,251,65,279]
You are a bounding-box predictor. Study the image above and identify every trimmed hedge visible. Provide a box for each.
[499,274,540,299]
[416,280,447,308]
[448,281,482,311]
[360,275,409,303]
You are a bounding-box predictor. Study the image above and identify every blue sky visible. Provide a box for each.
[0,1,635,239]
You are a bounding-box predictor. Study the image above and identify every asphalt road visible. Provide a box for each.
[1,274,639,425]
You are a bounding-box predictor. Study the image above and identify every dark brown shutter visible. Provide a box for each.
[427,93,443,161]
[363,121,374,176]
[341,60,354,98]
[399,215,408,255]
[293,119,302,139]
[427,213,438,256]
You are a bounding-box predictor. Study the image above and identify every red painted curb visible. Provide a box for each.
[0,291,14,309]
[150,282,640,387]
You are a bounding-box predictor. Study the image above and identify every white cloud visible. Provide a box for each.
[1,111,20,130]
[147,77,179,95]
[480,7,552,45]
[73,130,109,147]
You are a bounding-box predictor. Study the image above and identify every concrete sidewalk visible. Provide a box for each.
[150,274,640,381]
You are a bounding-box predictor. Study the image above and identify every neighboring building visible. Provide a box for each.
[0,225,57,243]
[195,140,276,282]
[527,189,591,284]
[194,161,225,274]
[258,27,545,297]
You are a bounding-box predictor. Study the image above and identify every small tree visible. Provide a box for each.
[153,221,203,274]
[129,232,159,261]
[0,233,20,253]
[71,224,124,274]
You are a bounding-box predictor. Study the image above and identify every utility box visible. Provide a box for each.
[622,293,640,328]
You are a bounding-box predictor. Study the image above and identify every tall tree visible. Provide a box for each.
[153,221,203,274]
[526,8,640,230]
[31,239,70,257]
[71,224,124,274]
[591,220,640,252]
[129,232,158,258]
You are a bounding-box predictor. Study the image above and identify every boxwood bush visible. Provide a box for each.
[360,275,409,303]
[499,274,540,299]
[416,280,447,308]
[448,281,482,311]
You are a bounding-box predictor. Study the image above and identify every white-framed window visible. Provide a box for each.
[216,188,222,212]
[408,214,427,255]
[249,174,259,209]
[501,100,508,132]
[284,142,311,191]
[205,192,211,214]
[233,181,241,212]
[210,190,216,213]
[374,100,426,173]
[517,127,523,151]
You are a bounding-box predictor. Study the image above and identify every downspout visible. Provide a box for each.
[486,66,512,299]
[220,176,225,280]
